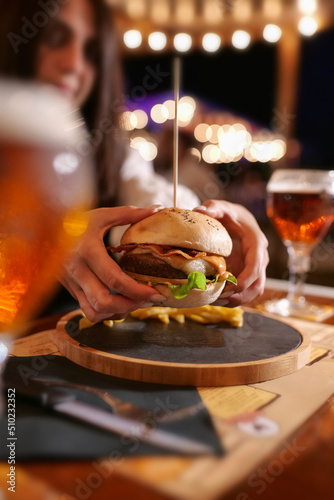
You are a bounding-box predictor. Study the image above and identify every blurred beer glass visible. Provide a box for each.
[264,168,334,320]
[0,80,95,409]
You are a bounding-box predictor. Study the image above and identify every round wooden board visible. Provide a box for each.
[54,309,311,386]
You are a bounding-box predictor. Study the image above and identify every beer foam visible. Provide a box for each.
[267,170,333,193]
[267,183,325,194]
[0,79,87,149]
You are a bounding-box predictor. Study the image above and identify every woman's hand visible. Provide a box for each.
[59,205,166,322]
[194,200,269,307]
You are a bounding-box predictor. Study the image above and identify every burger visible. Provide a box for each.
[109,208,236,308]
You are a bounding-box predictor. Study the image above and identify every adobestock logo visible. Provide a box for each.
[193,162,243,201]
[7,0,71,54]
[270,106,296,134]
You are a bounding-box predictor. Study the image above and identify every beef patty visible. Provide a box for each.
[119,253,188,279]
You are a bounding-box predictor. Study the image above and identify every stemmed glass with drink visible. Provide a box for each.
[264,168,334,320]
[0,81,95,411]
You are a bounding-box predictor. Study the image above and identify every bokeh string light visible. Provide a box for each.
[121,96,287,165]
[123,21,318,51]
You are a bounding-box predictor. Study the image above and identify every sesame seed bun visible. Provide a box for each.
[121,208,232,256]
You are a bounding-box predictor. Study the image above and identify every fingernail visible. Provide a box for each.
[145,204,164,210]
[141,302,154,308]
[220,291,233,299]
[150,294,168,302]
[217,299,229,306]
[194,205,216,216]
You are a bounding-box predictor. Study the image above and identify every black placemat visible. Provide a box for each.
[0,356,223,460]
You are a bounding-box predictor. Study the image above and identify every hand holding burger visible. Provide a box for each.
[58,205,168,323]
[194,200,269,307]
[110,208,236,308]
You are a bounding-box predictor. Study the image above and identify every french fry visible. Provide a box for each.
[130,304,243,327]
[131,307,178,320]
[158,313,169,324]
[103,319,114,327]
[188,314,206,323]
[79,316,115,329]
[173,314,185,324]
[79,317,95,330]
[79,304,243,330]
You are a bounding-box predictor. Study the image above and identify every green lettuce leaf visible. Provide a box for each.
[150,272,237,300]
[167,271,237,299]
[168,272,207,299]
[225,274,237,285]
[208,274,237,286]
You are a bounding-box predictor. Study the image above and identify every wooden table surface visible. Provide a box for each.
[2,284,334,500]
[228,286,334,500]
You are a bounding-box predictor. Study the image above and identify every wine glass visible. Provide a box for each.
[0,80,95,411]
[263,168,334,320]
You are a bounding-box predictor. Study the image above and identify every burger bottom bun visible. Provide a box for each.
[152,281,226,308]
[125,271,227,308]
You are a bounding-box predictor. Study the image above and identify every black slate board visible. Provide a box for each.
[65,312,302,364]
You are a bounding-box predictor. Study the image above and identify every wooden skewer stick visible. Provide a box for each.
[173,57,180,208]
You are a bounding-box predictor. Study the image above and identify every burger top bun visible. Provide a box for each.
[121,208,232,256]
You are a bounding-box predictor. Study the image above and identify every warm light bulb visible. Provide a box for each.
[202,144,220,164]
[194,123,210,143]
[298,16,318,36]
[151,0,170,23]
[150,104,168,124]
[163,100,175,120]
[178,102,194,123]
[148,32,167,51]
[174,33,192,52]
[175,0,195,23]
[179,96,196,111]
[189,148,201,161]
[263,0,282,18]
[232,30,251,49]
[123,30,142,49]
[202,33,221,52]
[121,111,134,131]
[207,124,220,144]
[126,0,146,18]
[263,24,282,43]
[298,0,317,15]
[131,136,147,150]
[132,109,148,129]
[139,142,158,161]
